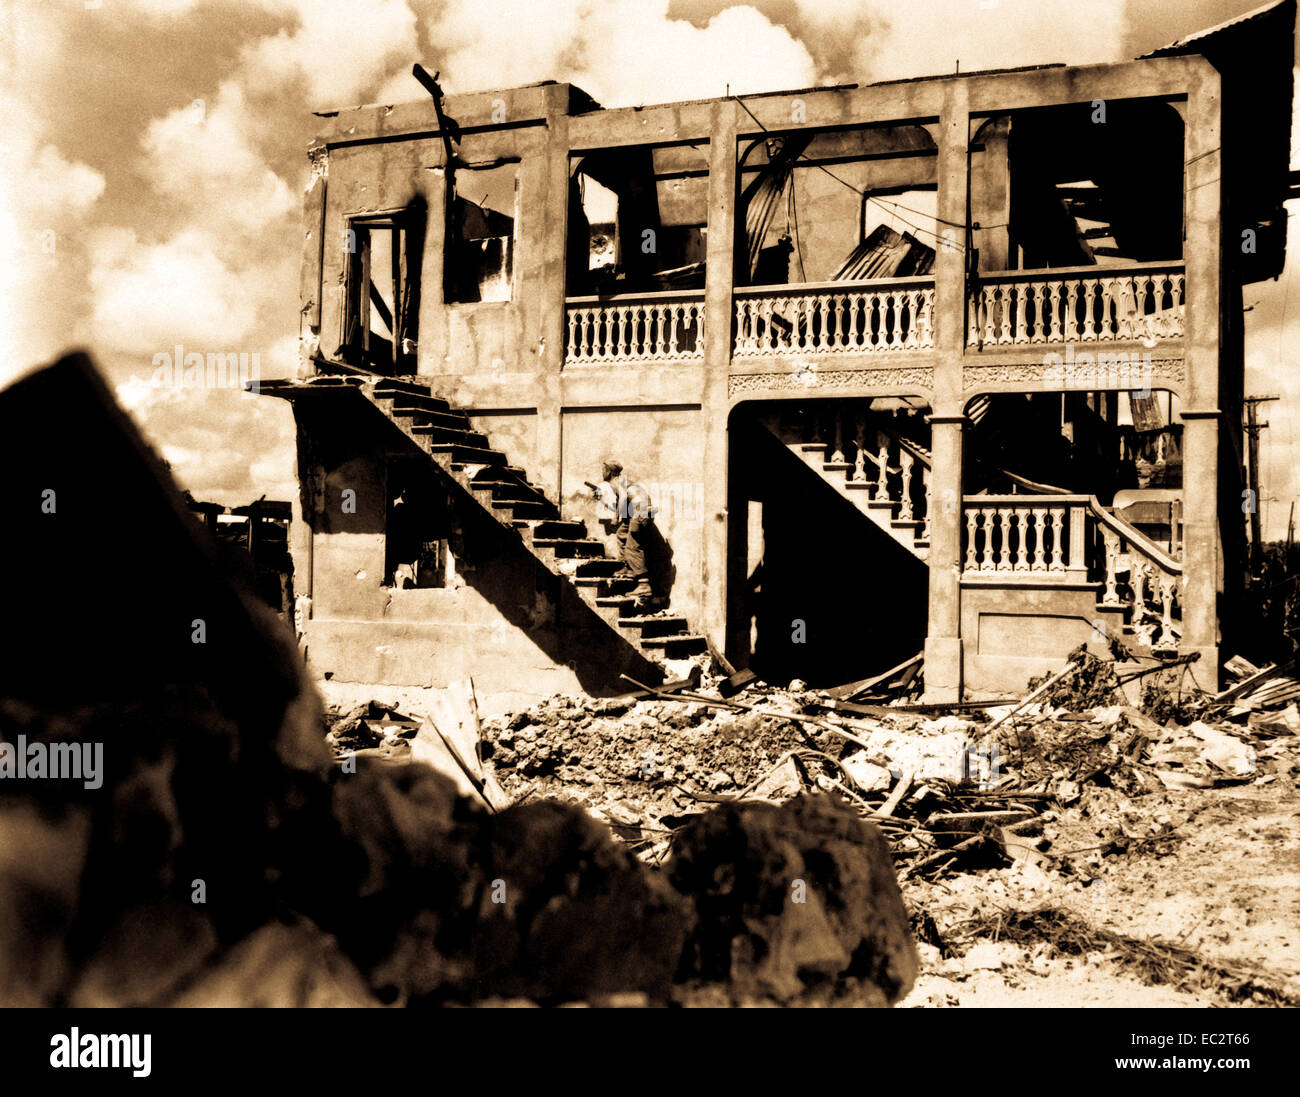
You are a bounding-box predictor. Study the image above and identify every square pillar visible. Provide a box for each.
[924,414,965,701]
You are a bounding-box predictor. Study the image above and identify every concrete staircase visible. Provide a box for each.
[758,415,931,562]
[355,375,708,665]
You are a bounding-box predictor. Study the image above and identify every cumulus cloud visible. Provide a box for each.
[786,0,1129,84]
[143,81,294,233]
[242,0,419,107]
[87,228,261,355]
[430,0,817,106]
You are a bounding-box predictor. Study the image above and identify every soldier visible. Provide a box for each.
[593,459,656,608]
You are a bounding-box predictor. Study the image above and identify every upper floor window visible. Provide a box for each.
[446,161,518,303]
[342,204,425,374]
[567,143,709,297]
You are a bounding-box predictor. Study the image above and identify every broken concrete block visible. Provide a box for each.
[667,794,917,1004]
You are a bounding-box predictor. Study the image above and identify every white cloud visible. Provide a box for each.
[242,0,419,107]
[431,0,817,106]
[143,81,293,233]
[87,228,261,354]
[793,0,1129,84]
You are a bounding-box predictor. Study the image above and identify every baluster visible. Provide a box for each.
[813,295,826,351]
[1173,272,1186,338]
[965,507,979,571]
[831,410,845,464]
[920,289,935,347]
[1101,529,1120,605]
[668,304,681,357]
[1065,281,1079,341]
[899,450,914,520]
[852,293,866,349]
[852,417,866,482]
[1159,574,1176,644]
[968,286,981,346]
[994,508,1012,569]
[614,306,626,358]
[600,308,612,359]
[921,477,931,541]
[1029,282,1046,343]
[833,295,846,350]
[1082,280,1098,341]
[1050,508,1066,571]
[1031,509,1047,570]
[979,507,995,570]
[999,287,1013,345]
[1048,281,1063,342]
[580,310,592,359]
[876,442,889,500]
[1011,509,1028,570]
[983,287,997,345]
[652,304,665,356]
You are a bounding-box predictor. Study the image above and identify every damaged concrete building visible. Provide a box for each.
[262,1,1296,711]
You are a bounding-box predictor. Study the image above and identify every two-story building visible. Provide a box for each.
[261,1,1295,712]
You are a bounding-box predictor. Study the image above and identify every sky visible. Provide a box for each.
[2,0,1297,535]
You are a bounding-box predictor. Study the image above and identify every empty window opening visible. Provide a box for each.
[971,102,1184,273]
[343,207,424,373]
[446,162,518,303]
[736,125,939,287]
[384,459,451,588]
[567,144,709,296]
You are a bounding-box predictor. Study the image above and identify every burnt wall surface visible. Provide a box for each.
[292,397,650,711]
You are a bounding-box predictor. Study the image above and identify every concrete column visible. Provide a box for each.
[1179,66,1223,691]
[924,414,965,700]
[534,100,571,499]
[923,84,971,702]
[701,100,738,653]
[1180,410,1220,688]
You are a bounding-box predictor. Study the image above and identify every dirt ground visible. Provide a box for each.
[902,770,1300,1007]
[320,672,1300,1008]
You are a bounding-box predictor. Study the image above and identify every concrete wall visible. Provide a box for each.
[292,52,1232,701]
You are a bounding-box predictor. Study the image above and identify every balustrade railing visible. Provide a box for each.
[962,494,1183,651]
[565,291,705,364]
[967,263,1185,347]
[734,278,935,356]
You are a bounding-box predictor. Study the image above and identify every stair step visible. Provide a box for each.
[890,519,923,531]
[427,443,506,465]
[532,538,606,558]
[823,462,852,473]
[575,559,627,577]
[391,408,471,431]
[619,615,688,637]
[494,498,555,517]
[473,482,543,503]
[531,519,587,539]
[595,595,638,615]
[411,423,489,447]
[640,633,708,653]
[845,481,872,491]
[372,378,433,397]
[385,392,450,413]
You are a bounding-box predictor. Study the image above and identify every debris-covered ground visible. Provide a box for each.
[324,650,1300,1007]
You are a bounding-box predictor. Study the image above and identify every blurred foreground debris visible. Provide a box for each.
[0,354,915,1007]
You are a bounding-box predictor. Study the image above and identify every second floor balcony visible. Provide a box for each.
[561,260,1185,366]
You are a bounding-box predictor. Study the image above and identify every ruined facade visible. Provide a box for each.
[263,2,1295,710]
